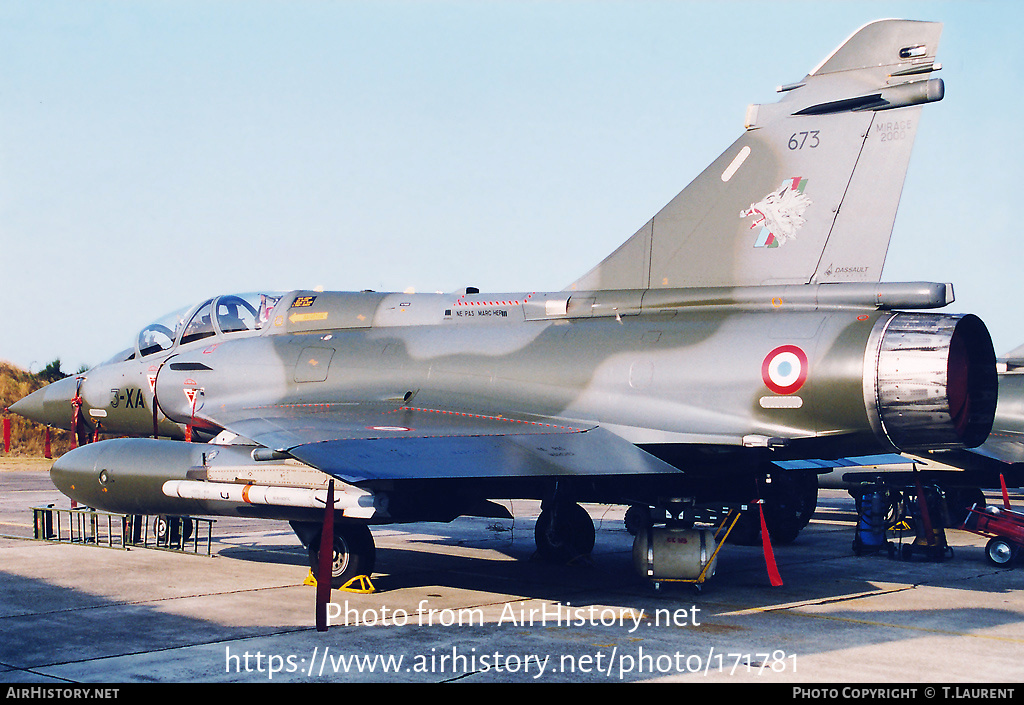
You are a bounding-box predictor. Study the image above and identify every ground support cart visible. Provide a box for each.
[961,503,1024,566]
[852,482,954,562]
[633,506,743,593]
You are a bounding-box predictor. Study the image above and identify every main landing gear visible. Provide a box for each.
[726,469,818,546]
[534,500,596,563]
[291,521,376,589]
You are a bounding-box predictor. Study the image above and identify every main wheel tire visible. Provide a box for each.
[761,470,818,545]
[950,487,986,519]
[727,510,762,545]
[624,505,652,536]
[535,503,595,563]
[309,524,376,588]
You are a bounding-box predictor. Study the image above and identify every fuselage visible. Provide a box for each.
[14,284,997,521]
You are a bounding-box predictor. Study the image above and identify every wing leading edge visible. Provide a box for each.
[210,404,681,484]
[287,427,682,484]
[214,403,595,450]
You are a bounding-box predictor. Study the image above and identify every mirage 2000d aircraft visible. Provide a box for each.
[12,19,1000,586]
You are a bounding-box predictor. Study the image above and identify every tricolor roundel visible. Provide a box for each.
[761,345,808,395]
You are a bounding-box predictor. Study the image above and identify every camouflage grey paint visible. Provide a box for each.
[150,287,994,468]
[9,346,186,441]
[43,282,996,523]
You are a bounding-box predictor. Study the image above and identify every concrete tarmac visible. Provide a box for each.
[1,458,1022,684]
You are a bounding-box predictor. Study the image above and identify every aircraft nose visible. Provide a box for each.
[8,375,80,429]
[8,388,45,422]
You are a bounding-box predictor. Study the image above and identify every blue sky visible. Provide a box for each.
[1,1,1022,372]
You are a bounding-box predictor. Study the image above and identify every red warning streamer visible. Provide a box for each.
[316,480,335,632]
[759,501,783,587]
[70,395,82,449]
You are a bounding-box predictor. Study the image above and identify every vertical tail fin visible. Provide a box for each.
[569,19,943,292]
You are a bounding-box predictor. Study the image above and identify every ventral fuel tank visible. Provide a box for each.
[633,527,719,582]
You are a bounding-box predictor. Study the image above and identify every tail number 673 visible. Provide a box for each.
[788,131,820,150]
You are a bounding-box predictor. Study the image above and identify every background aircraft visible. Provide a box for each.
[11,20,999,586]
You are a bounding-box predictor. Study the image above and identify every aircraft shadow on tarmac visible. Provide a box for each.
[212,505,1024,605]
[3,492,1022,682]
[1,545,1022,684]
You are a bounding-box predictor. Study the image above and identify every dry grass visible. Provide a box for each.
[0,361,75,458]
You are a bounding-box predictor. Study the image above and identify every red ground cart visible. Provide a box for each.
[960,476,1024,566]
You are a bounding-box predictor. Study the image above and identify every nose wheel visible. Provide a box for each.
[153,515,194,546]
[307,523,376,588]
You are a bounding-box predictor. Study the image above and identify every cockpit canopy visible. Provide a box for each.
[137,293,282,357]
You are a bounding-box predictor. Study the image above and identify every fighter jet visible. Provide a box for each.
[967,345,1024,466]
[11,20,999,586]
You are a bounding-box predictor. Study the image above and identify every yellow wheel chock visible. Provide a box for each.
[340,575,376,593]
[304,570,376,593]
